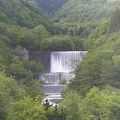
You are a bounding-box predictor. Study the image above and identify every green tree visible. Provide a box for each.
[8,56,32,82]
[60,91,81,120]
[61,87,120,120]
[109,8,120,33]
[0,72,25,119]
[80,87,120,120]
[7,97,47,120]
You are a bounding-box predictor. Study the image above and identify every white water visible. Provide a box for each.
[42,84,66,95]
[50,51,87,73]
[39,73,75,84]
[40,73,59,84]
[40,51,87,97]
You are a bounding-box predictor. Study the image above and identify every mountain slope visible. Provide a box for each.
[35,0,68,15]
[56,0,120,24]
[0,0,50,27]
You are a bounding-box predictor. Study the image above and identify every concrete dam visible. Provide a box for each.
[30,51,87,103]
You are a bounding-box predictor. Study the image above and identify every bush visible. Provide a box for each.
[7,97,47,120]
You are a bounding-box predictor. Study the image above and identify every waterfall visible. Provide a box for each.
[39,73,75,84]
[39,73,59,84]
[42,85,66,95]
[50,51,87,73]
[40,51,87,103]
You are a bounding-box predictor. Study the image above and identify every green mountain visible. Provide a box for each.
[0,0,51,53]
[35,0,68,15]
[0,0,50,27]
[1,0,120,120]
[0,0,86,52]
[56,0,120,24]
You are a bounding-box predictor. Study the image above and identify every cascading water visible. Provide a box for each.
[39,73,75,84]
[40,51,87,103]
[40,73,59,84]
[51,51,87,73]
[42,84,66,95]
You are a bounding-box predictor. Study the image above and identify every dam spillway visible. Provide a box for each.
[39,73,75,84]
[50,51,86,73]
[39,51,87,98]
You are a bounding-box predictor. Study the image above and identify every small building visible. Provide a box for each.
[14,46,29,61]
[20,48,29,61]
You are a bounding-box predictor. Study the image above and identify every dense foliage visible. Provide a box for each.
[0,0,50,27]
[61,87,120,120]
[56,0,119,24]
[69,8,120,93]
[35,0,68,15]
[7,97,47,120]
[0,0,120,119]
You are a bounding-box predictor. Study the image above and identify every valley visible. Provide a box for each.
[0,0,120,120]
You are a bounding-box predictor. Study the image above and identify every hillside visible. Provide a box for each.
[55,0,119,24]
[0,0,50,27]
[35,0,68,15]
[69,8,120,94]
[0,0,86,52]
[1,0,120,120]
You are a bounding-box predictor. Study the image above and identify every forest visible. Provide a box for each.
[0,0,120,120]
